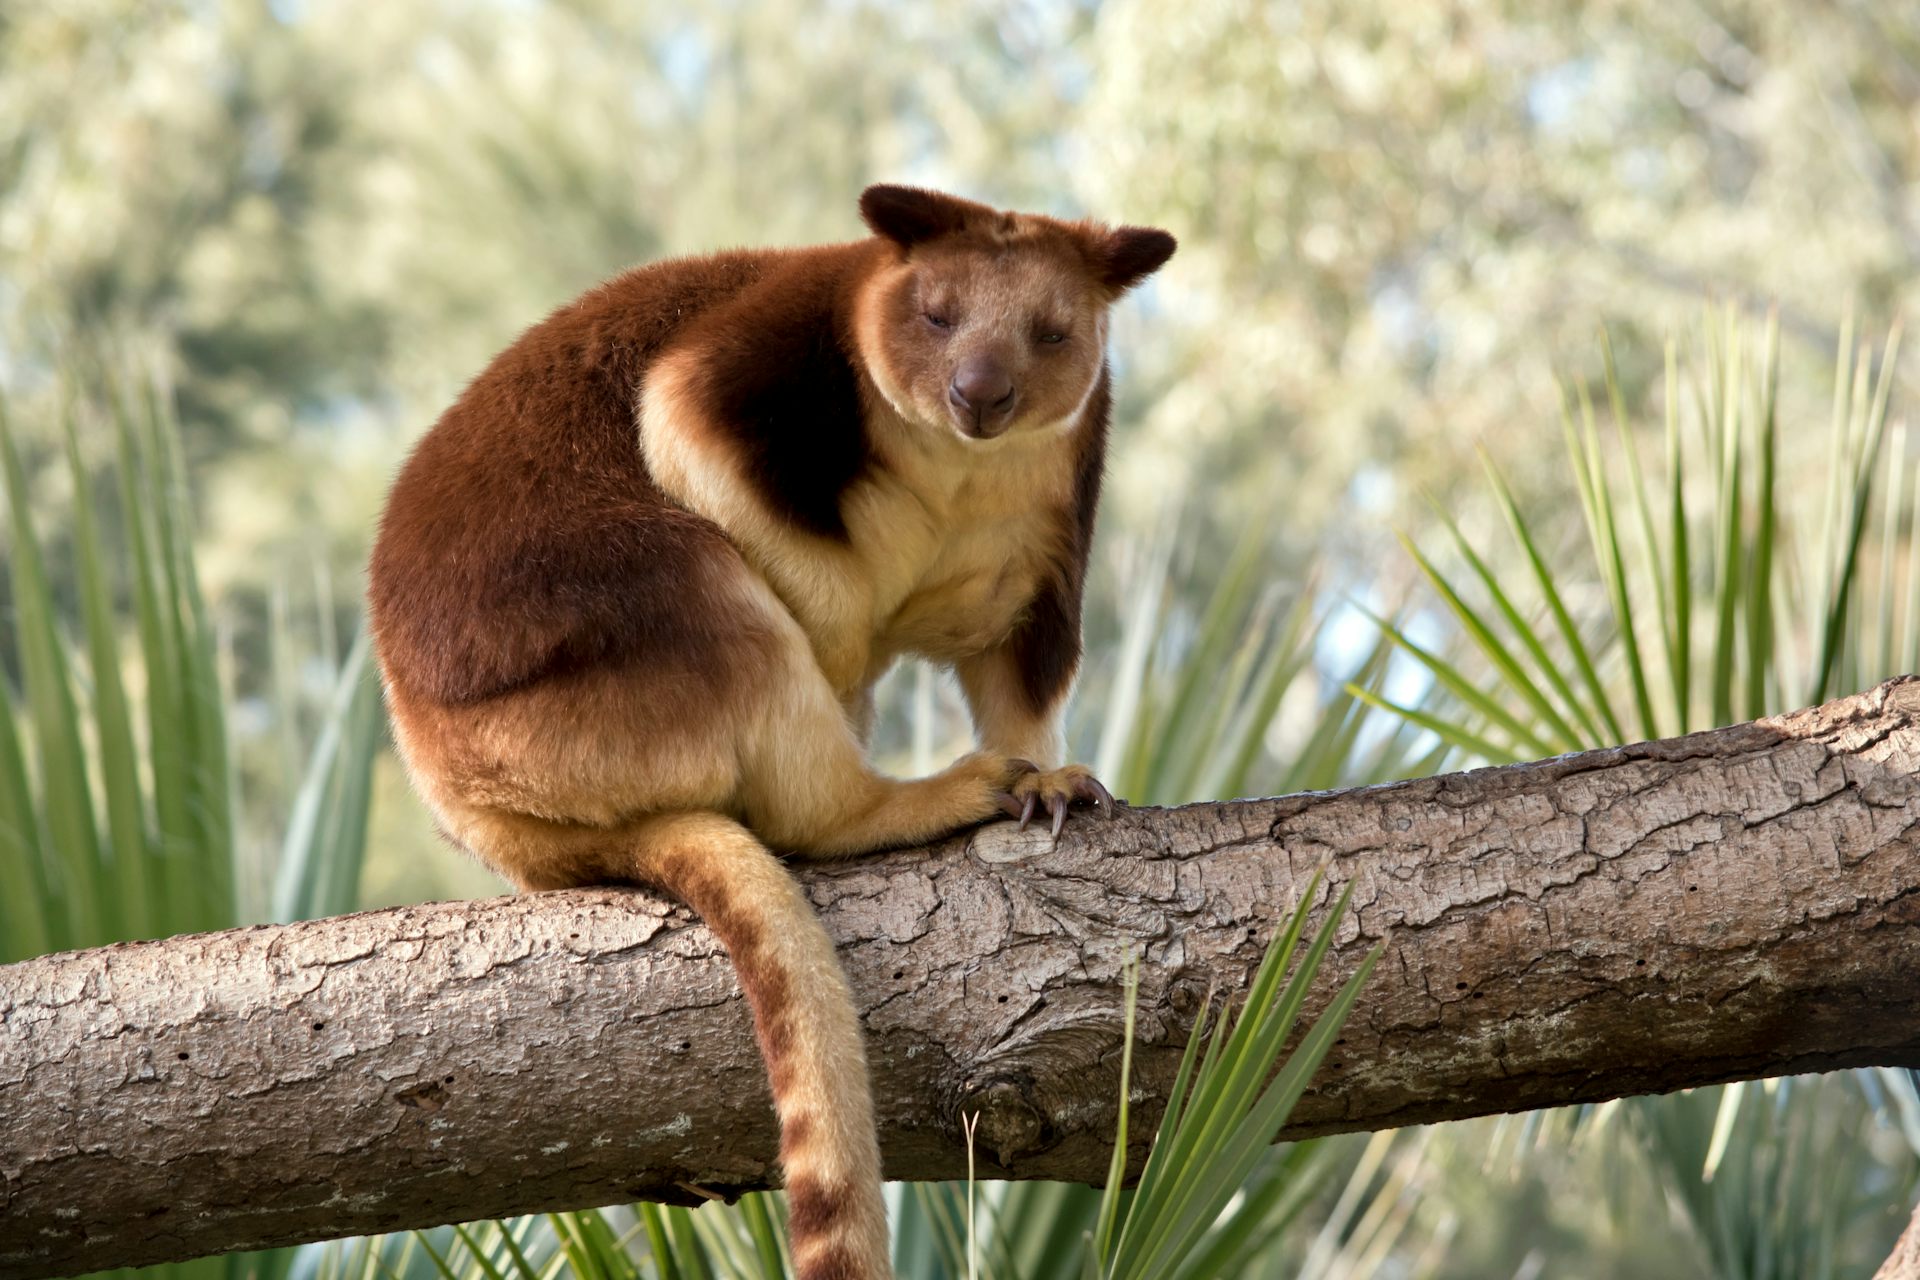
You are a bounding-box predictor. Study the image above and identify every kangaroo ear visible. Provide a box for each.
[859,185,986,247]
[1096,226,1178,292]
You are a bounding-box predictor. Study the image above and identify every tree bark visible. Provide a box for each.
[1879,1200,1920,1280]
[7,679,1920,1277]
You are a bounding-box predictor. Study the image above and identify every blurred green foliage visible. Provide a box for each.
[0,379,378,963]
[7,2,1919,601]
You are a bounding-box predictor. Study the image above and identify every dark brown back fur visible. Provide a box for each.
[370,244,886,705]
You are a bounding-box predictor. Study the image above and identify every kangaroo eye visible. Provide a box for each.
[924,312,953,331]
[1038,331,1066,345]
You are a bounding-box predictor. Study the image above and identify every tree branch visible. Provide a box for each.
[8,680,1920,1277]
[1878,1199,1920,1280]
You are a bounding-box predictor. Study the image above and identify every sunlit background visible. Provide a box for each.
[6,2,1920,1275]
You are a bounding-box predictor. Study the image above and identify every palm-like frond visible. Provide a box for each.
[1,379,379,963]
[1090,875,1379,1280]
[0,376,384,1280]
[1364,309,1920,1276]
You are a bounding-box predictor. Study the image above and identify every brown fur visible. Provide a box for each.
[368,185,1174,1280]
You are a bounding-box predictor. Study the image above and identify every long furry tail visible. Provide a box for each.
[626,811,891,1280]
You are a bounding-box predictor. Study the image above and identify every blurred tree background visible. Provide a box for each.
[5,0,1920,1274]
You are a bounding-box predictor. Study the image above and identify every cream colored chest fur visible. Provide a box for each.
[639,350,1075,696]
[850,430,1070,666]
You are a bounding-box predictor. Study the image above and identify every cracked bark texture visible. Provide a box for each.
[8,679,1920,1278]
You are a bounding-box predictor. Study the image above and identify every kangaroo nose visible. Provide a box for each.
[947,358,1017,435]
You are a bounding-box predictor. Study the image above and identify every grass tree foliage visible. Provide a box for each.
[1366,307,1920,1277]
[0,379,381,1280]
[0,380,381,963]
[1363,307,1909,755]
[7,311,1920,1276]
